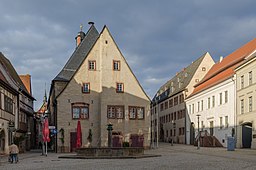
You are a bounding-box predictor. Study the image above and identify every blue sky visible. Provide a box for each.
[0,0,256,110]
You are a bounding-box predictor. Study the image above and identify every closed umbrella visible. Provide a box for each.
[76,120,82,148]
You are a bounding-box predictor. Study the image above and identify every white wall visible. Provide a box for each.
[186,78,236,147]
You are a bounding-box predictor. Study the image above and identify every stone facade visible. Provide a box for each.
[49,24,150,152]
[151,52,214,145]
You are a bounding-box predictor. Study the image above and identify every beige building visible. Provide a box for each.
[235,55,256,149]
[151,52,214,145]
[49,23,151,152]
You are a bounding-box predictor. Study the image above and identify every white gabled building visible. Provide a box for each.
[186,38,256,147]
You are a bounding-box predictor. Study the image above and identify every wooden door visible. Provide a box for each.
[210,121,214,136]
[70,132,77,152]
[242,125,252,148]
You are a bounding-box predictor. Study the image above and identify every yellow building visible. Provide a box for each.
[235,55,256,149]
[49,23,151,152]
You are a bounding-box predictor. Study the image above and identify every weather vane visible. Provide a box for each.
[80,24,83,31]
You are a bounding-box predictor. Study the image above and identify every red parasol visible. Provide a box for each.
[43,117,50,142]
[76,120,82,148]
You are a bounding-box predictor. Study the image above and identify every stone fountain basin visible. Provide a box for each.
[76,147,144,157]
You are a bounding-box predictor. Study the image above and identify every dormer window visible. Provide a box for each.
[185,73,188,77]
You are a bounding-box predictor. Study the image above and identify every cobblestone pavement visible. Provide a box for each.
[1,143,256,170]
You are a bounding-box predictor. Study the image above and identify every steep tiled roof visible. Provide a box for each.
[0,52,33,98]
[54,25,99,81]
[152,52,208,104]
[190,38,256,97]
[20,74,32,95]
[0,69,8,84]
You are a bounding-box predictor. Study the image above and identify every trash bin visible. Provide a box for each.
[227,137,235,151]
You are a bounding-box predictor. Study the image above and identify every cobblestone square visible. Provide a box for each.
[1,143,256,170]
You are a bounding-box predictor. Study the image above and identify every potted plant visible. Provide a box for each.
[59,128,65,152]
[87,129,92,147]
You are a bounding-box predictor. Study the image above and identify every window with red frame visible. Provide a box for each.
[129,106,144,119]
[116,83,124,93]
[88,60,96,70]
[113,60,120,71]
[107,105,124,119]
[72,103,89,119]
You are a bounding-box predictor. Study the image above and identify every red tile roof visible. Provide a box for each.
[19,74,32,95]
[190,38,256,97]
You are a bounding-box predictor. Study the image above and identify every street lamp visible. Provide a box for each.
[171,120,176,146]
[196,114,201,150]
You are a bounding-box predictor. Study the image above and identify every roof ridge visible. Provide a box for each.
[54,24,99,81]
[152,52,208,102]
[195,38,256,87]
[0,52,31,96]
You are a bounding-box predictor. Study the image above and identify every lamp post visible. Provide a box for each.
[171,120,175,146]
[196,114,201,150]
[8,120,15,144]
[107,123,113,148]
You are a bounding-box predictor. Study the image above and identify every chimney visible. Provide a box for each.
[76,33,81,47]
[75,24,85,47]
[219,56,223,62]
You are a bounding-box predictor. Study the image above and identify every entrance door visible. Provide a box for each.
[0,130,5,152]
[70,132,77,152]
[210,121,214,136]
[242,123,252,148]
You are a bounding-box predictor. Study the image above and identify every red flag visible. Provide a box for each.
[76,120,82,148]
[43,117,50,142]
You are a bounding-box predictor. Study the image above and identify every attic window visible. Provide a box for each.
[202,67,206,71]
[105,40,108,44]
[113,60,120,71]
[195,79,199,82]
[88,60,96,70]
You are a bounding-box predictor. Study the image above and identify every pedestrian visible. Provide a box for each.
[9,143,19,163]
